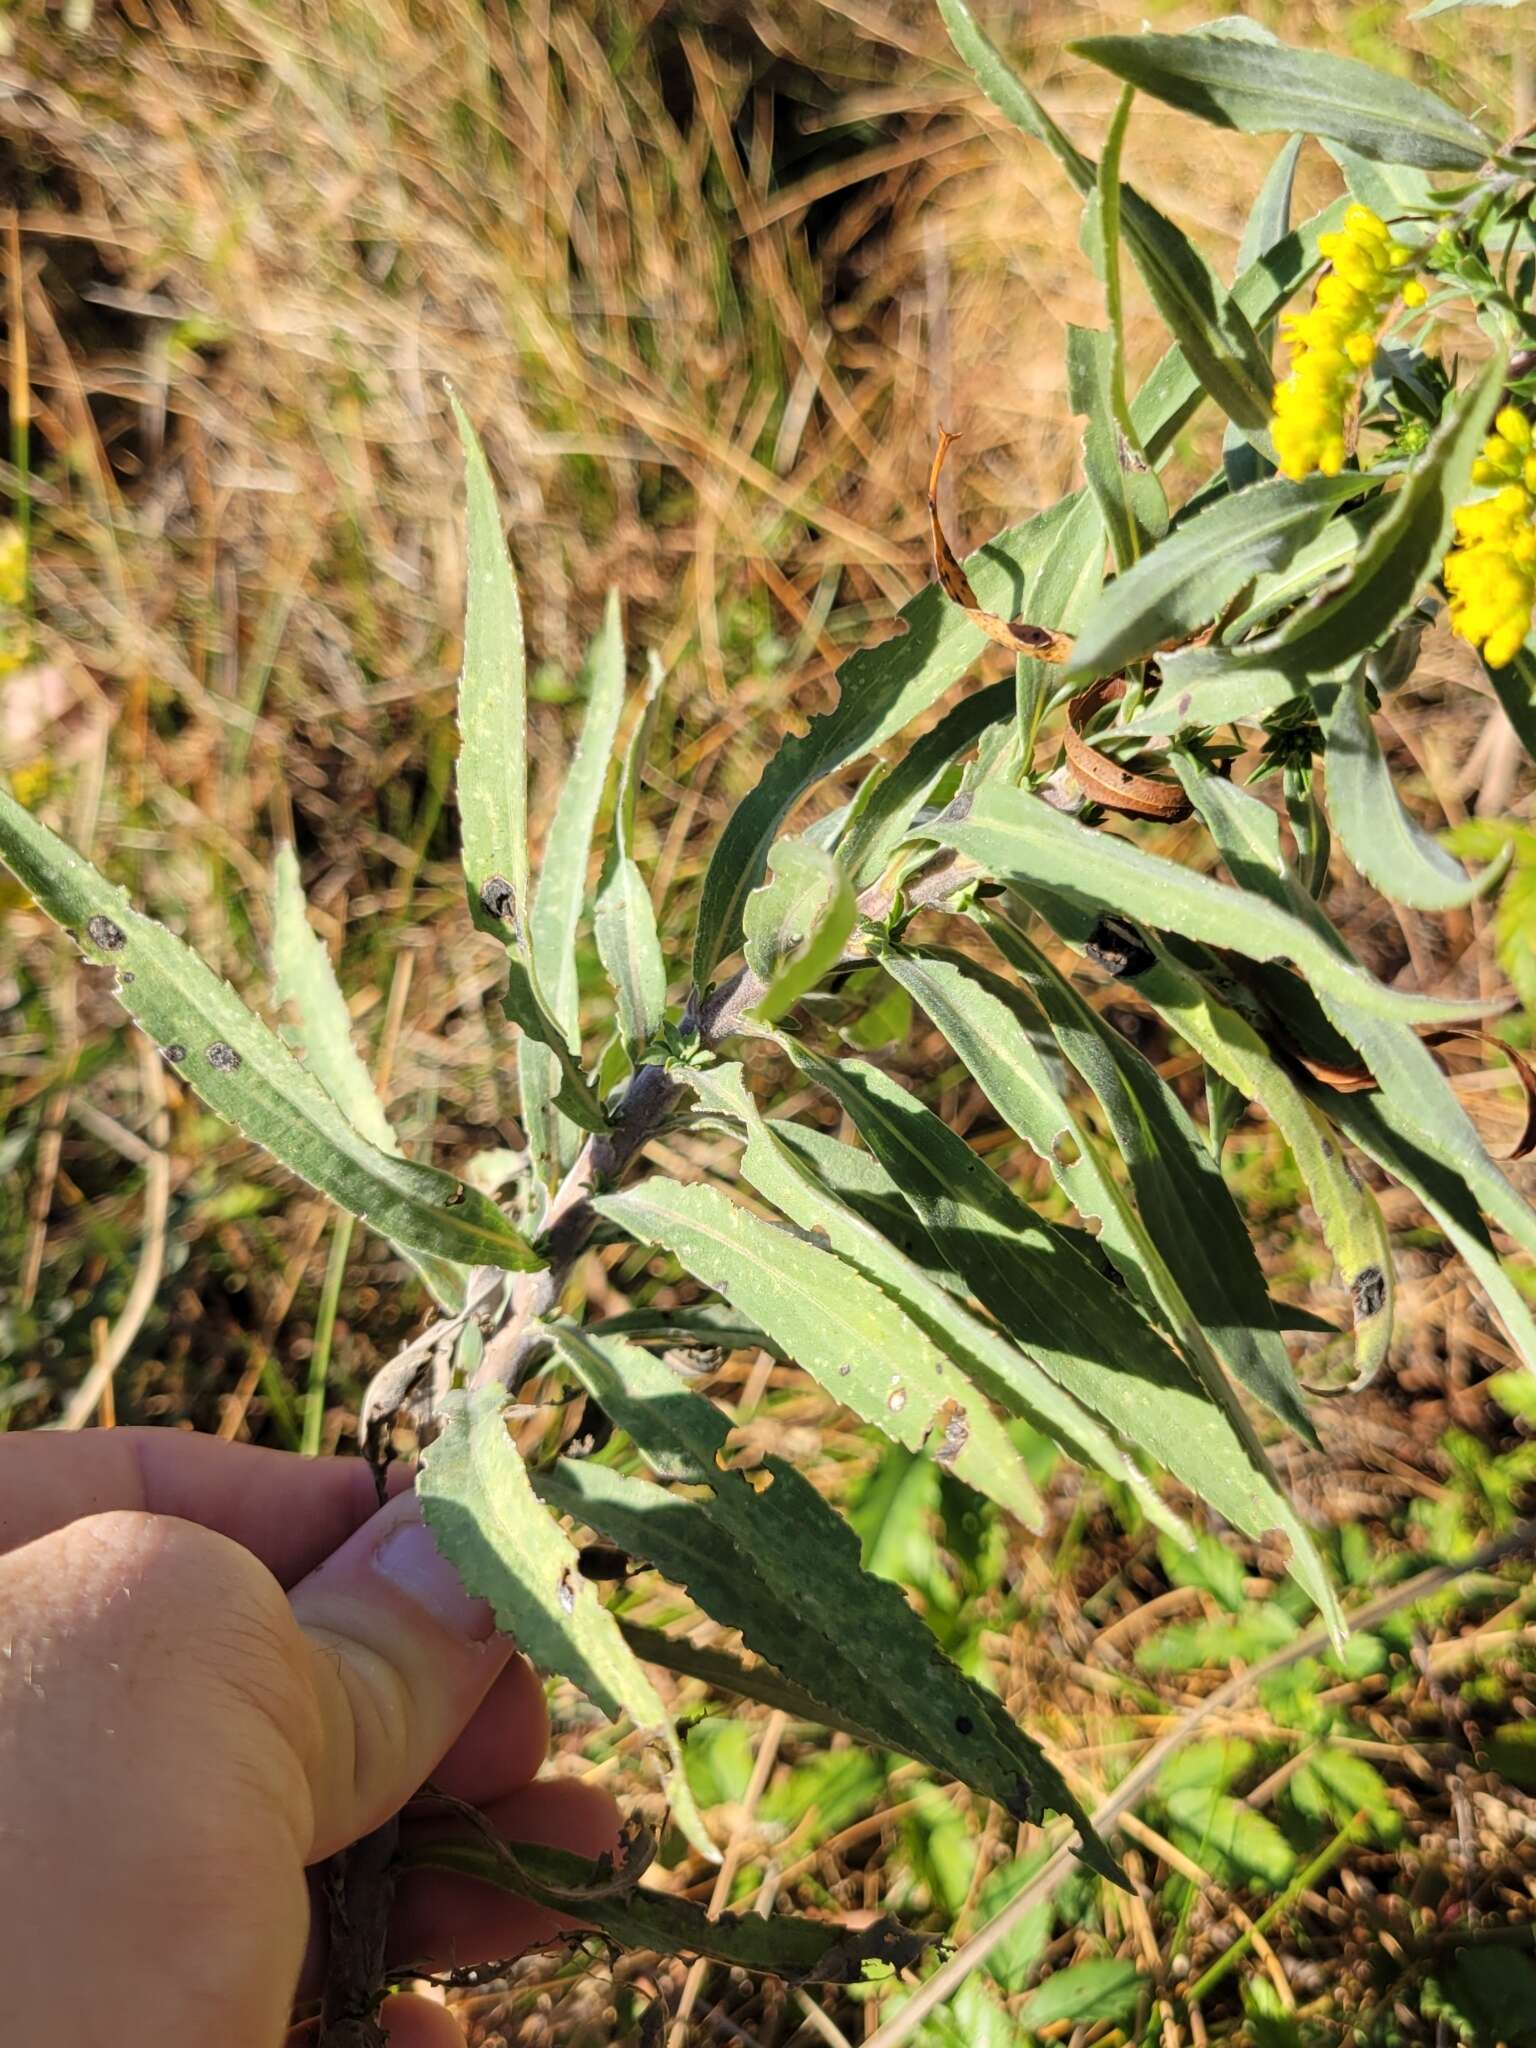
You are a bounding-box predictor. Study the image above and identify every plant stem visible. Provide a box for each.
[304,1213,356,1457]
[1182,1812,1367,2008]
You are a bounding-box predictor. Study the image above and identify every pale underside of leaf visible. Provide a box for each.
[418,1387,714,1857]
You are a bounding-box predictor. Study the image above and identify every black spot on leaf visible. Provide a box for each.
[480,875,517,922]
[206,1041,242,1072]
[577,1544,632,1582]
[86,915,126,951]
[1352,1264,1387,1319]
[162,1043,187,1064]
[954,1714,974,1735]
[1085,915,1155,980]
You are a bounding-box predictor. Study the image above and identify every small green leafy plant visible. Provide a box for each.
[6,5,1536,2035]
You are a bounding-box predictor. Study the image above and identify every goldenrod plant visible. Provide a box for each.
[4,2,1536,2035]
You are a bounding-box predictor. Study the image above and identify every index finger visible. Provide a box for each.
[0,1429,389,1585]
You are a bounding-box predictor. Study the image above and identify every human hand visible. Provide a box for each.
[0,1428,620,2048]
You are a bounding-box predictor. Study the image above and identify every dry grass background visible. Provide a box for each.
[4,2,1536,2042]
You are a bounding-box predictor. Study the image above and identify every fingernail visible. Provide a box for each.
[373,1517,496,1643]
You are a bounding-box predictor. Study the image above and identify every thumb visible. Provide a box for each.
[288,1488,510,1859]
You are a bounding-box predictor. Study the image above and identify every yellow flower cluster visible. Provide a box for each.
[1271,205,1426,481]
[1445,409,1536,671]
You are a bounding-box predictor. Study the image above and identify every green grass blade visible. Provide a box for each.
[272,844,469,1311]
[1072,30,1490,170]
[418,1386,714,1858]
[0,786,544,1273]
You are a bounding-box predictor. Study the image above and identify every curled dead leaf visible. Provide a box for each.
[928,428,1073,661]
[1065,675,1193,823]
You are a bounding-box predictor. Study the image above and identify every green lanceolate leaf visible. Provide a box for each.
[940,0,1272,432]
[586,1301,788,1356]
[539,1453,890,1748]
[1072,31,1491,171]
[593,1171,1039,1520]
[1015,877,1396,1400]
[1176,761,1536,1270]
[975,905,1317,1443]
[1146,354,1507,720]
[933,783,1486,1028]
[1152,947,1395,1397]
[1010,489,1108,751]
[1068,326,1168,574]
[519,591,629,1172]
[1076,89,1169,569]
[1279,353,1505,673]
[883,944,1309,1450]
[1485,648,1536,761]
[1309,1081,1536,1379]
[272,845,469,1311]
[741,837,857,1023]
[417,1386,713,1857]
[738,1126,1182,1531]
[1140,193,1347,466]
[787,1044,1338,1629]
[687,190,1344,987]
[688,1060,1079,1526]
[1068,473,1369,684]
[0,787,544,1273]
[410,1836,927,1983]
[836,681,1012,890]
[595,653,668,1057]
[1314,663,1482,911]
[1224,134,1302,489]
[452,393,530,946]
[1118,187,1276,435]
[501,958,609,1137]
[1320,143,1436,239]
[544,1325,1121,1878]
[1220,498,1391,648]
[690,488,1100,987]
[451,395,607,1153]
[1414,0,1527,16]
[937,0,1095,194]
